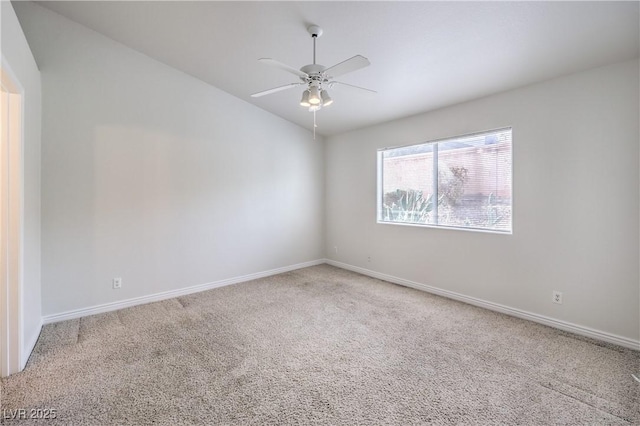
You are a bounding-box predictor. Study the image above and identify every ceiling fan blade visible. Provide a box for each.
[258,58,308,79]
[325,55,370,78]
[332,81,377,94]
[251,83,305,98]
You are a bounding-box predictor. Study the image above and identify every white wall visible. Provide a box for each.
[1,1,42,366]
[326,59,640,343]
[13,2,324,317]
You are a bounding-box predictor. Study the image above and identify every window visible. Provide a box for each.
[377,128,512,233]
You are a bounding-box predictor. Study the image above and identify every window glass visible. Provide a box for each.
[378,128,512,233]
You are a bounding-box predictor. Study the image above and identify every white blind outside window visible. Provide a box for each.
[377,128,512,233]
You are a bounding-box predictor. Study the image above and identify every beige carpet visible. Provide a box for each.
[2,265,639,425]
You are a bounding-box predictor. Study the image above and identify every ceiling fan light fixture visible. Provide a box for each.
[300,90,311,107]
[253,25,374,138]
[308,86,321,105]
[321,90,333,107]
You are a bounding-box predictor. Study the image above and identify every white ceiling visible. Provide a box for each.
[35,1,639,137]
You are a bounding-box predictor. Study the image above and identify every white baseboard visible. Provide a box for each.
[21,318,43,370]
[42,259,325,325]
[325,259,640,351]
[40,258,640,351]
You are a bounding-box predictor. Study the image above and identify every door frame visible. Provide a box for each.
[0,58,24,377]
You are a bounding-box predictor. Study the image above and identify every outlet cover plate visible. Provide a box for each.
[553,291,562,304]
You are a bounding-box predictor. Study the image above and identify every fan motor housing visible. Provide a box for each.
[300,64,326,77]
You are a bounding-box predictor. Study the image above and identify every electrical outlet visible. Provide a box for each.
[367,256,371,263]
[552,291,562,304]
[113,277,122,289]
[334,246,338,254]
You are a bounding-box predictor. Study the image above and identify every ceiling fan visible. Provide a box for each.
[251,25,375,135]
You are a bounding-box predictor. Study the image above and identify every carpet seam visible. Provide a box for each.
[537,381,633,424]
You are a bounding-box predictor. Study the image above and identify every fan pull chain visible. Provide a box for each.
[313,110,317,140]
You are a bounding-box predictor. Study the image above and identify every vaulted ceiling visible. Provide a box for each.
[36,1,639,136]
